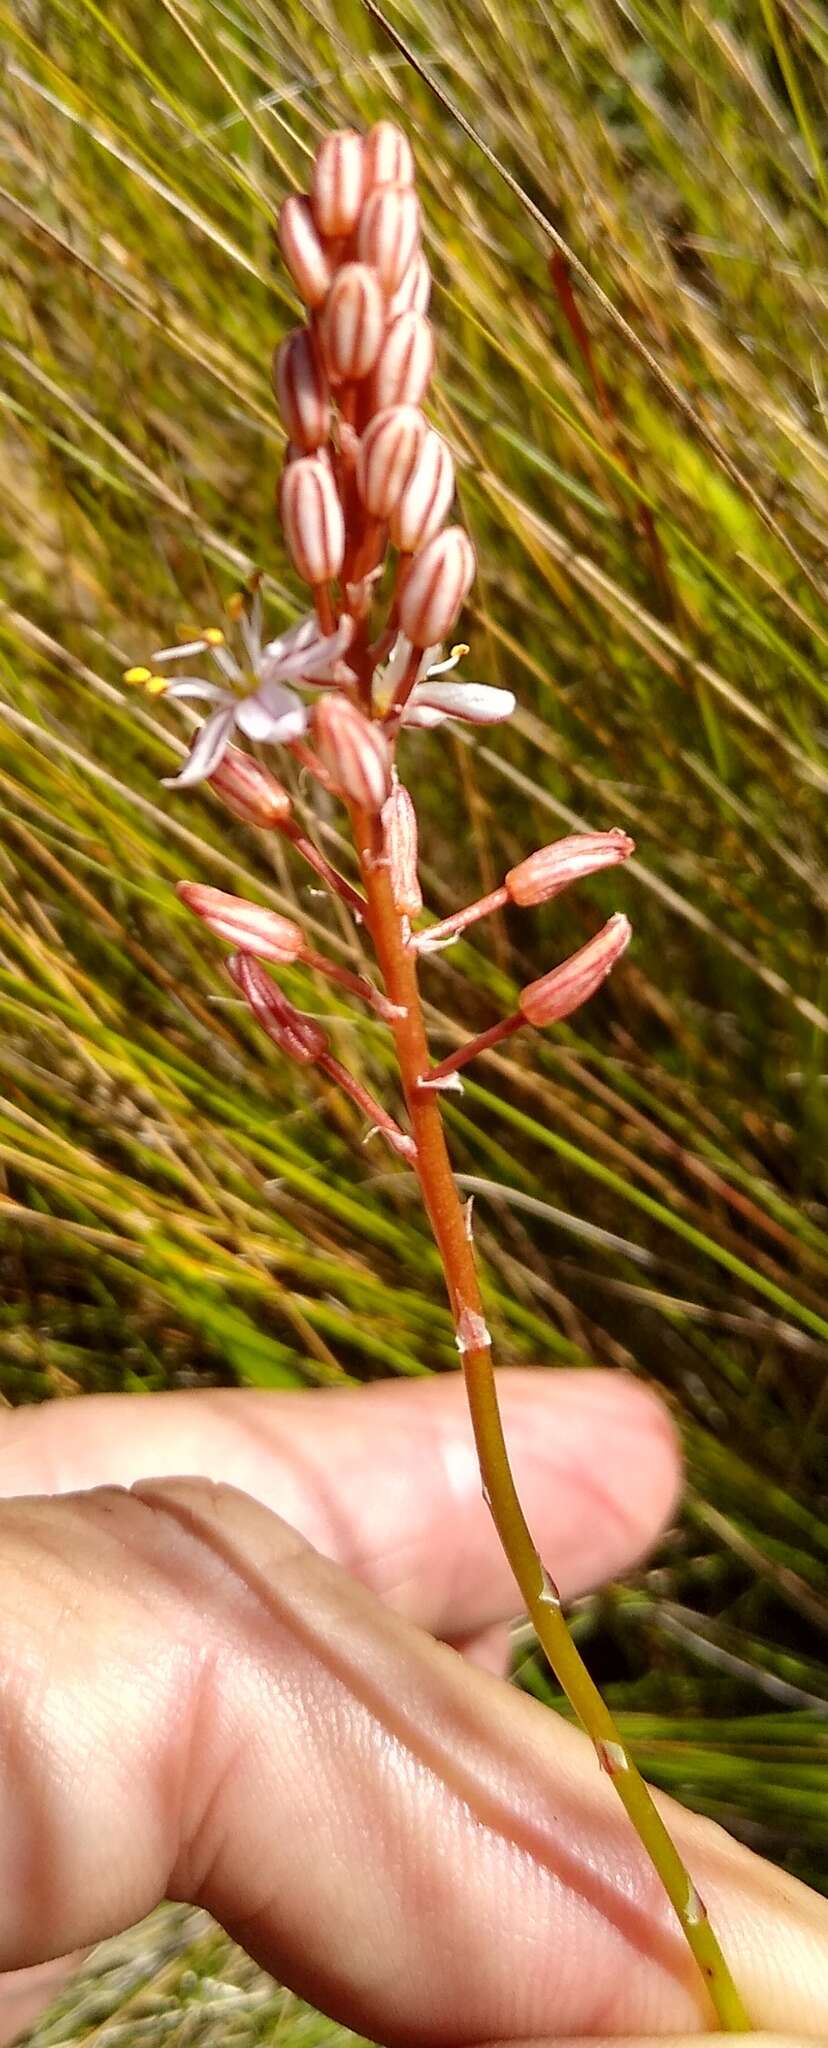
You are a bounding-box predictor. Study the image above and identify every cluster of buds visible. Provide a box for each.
[137,122,634,1148]
[274,120,488,740]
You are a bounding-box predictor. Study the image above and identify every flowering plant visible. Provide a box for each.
[128,120,748,2032]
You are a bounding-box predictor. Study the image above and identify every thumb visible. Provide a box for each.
[2,1479,827,2043]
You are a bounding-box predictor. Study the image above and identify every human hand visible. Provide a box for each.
[0,1371,825,2046]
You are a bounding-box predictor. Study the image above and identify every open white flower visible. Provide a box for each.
[374,635,516,728]
[136,598,355,789]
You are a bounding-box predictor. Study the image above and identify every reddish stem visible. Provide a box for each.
[319,1050,415,1159]
[303,945,398,1019]
[413,885,508,949]
[423,1011,522,1083]
[348,802,750,2033]
[283,819,366,917]
[314,583,337,634]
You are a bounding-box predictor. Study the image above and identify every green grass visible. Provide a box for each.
[1,0,827,2035]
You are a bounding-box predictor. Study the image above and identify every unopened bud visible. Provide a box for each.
[358,184,420,294]
[312,695,391,813]
[389,251,431,320]
[207,745,292,828]
[357,404,426,519]
[364,120,415,189]
[280,456,345,586]
[381,774,422,915]
[177,883,305,963]
[519,914,631,1026]
[320,262,386,383]
[311,128,365,237]
[398,525,476,648]
[371,311,434,411]
[278,195,331,308]
[507,831,635,907]
[389,427,454,553]
[273,329,330,452]
[229,952,328,1064]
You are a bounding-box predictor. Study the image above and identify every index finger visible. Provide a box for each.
[0,1370,680,1640]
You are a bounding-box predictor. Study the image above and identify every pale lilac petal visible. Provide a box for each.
[211,644,242,683]
[235,686,307,743]
[410,680,516,724]
[296,616,355,680]
[382,633,418,693]
[259,616,354,687]
[400,701,448,729]
[162,706,238,788]
[161,679,233,705]
[153,638,209,664]
[260,613,320,669]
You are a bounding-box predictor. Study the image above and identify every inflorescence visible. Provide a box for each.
[126,118,634,1152]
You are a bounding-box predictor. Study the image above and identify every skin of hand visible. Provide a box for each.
[0,1370,826,2048]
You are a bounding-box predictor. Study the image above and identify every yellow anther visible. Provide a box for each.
[225,592,245,622]
[203,627,225,647]
[124,665,152,685]
[451,643,469,660]
[146,674,169,697]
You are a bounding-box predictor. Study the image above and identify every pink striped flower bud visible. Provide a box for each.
[506,830,635,907]
[229,953,328,1064]
[277,195,331,308]
[364,120,415,189]
[358,184,420,294]
[357,404,426,519]
[519,914,632,1026]
[312,695,391,813]
[207,745,292,827]
[273,329,330,452]
[320,263,386,383]
[389,250,431,320]
[398,525,476,648]
[381,774,422,915]
[280,455,345,585]
[311,129,365,237]
[389,427,454,553]
[177,883,304,963]
[371,311,434,410]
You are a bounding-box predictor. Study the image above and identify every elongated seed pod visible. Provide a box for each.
[312,695,391,812]
[273,329,330,452]
[364,120,415,188]
[389,428,454,553]
[519,915,631,1025]
[321,263,386,383]
[398,525,476,647]
[357,405,426,519]
[311,129,365,236]
[278,195,331,308]
[371,311,434,410]
[358,184,420,294]
[280,456,345,585]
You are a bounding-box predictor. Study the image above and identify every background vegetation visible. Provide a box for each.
[1,0,827,2036]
